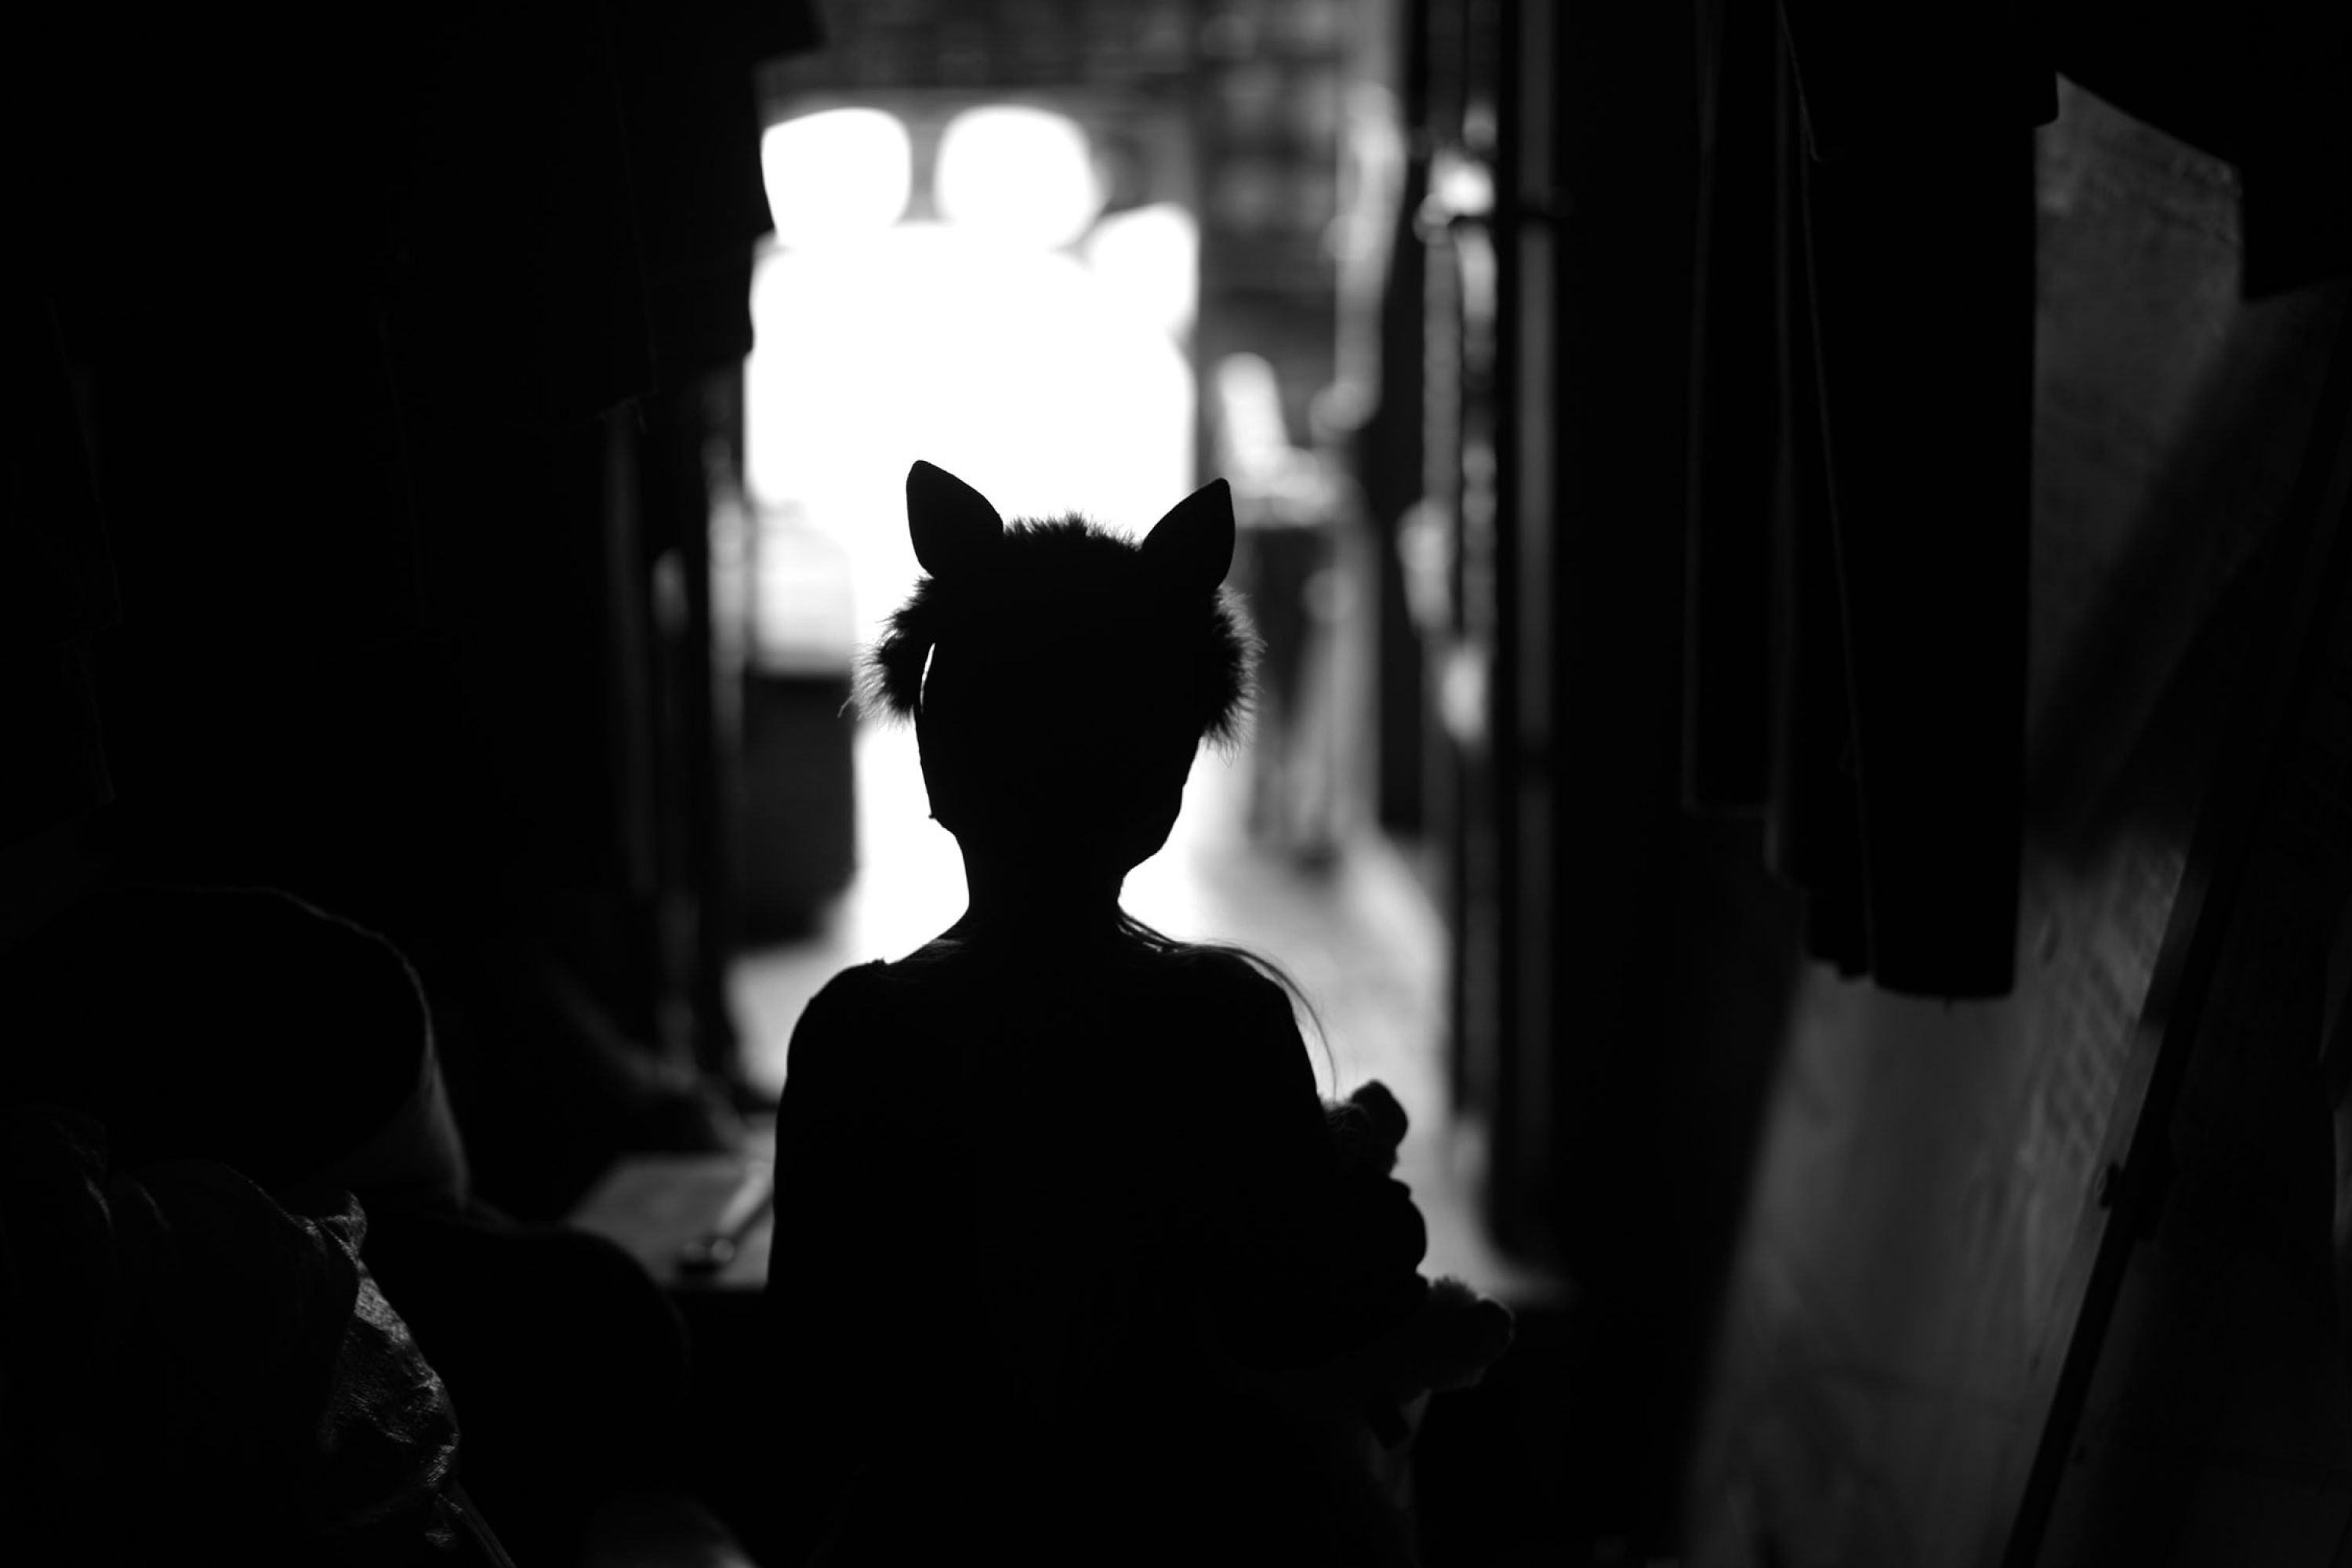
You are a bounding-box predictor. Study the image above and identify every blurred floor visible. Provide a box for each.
[728,719,1570,1308]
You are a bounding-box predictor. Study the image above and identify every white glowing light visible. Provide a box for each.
[934,106,1105,251]
[746,220,1192,646]
[1083,201,1199,341]
[761,108,913,249]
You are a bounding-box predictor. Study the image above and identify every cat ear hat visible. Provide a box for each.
[858,461,1258,746]
[857,462,1259,845]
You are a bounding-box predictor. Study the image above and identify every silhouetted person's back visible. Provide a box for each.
[769,933,1358,1563]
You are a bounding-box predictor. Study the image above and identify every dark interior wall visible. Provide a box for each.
[1681,74,2352,1568]
[2025,184,2352,1568]
[1378,2,1806,1554]
[1526,0,1705,1265]
[1479,0,1813,1552]
[7,7,813,1219]
[1494,6,2351,1559]
[2035,537,2352,1564]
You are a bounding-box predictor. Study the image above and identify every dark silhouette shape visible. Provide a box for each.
[0,883,690,1566]
[760,463,1514,1567]
[858,459,1257,913]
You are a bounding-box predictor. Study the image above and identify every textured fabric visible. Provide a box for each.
[358,1201,691,1568]
[0,1103,470,1566]
[0,884,681,1565]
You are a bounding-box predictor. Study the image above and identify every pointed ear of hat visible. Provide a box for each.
[908,461,1003,578]
[1137,478,1235,597]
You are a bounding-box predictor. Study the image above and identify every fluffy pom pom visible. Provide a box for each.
[1327,1080,1409,1176]
[1415,1276,1517,1392]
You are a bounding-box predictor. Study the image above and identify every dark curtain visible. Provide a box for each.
[1684,2,2050,998]
[9,5,817,909]
[0,287,114,849]
[1687,2,2352,999]
[1686,2,2349,998]
[608,1,822,1077]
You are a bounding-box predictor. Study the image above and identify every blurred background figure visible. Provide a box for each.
[1214,347,1359,866]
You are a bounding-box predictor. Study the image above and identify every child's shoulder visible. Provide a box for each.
[784,960,899,1062]
[1123,935,1278,985]
[804,957,895,1010]
[813,935,1293,1031]
[1102,935,1301,1017]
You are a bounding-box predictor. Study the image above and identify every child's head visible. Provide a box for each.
[858,462,1258,880]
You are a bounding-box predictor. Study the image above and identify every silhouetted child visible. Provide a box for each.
[760,463,1514,1567]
